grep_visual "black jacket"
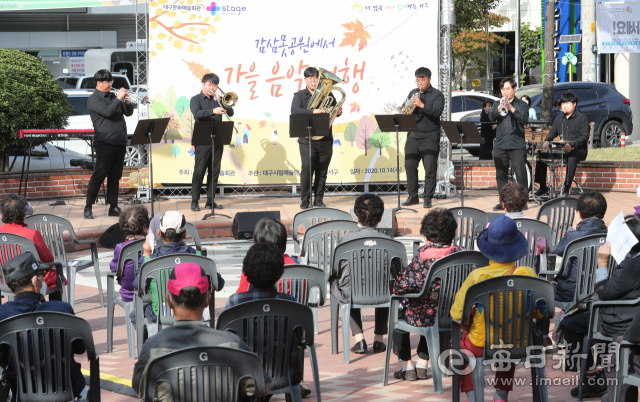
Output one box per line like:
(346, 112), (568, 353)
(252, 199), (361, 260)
(544, 110), (590, 152)
(597, 253), (640, 337)
(290, 88), (337, 143)
(404, 86), (444, 138)
(489, 96), (529, 150)
(87, 89), (134, 145)
(480, 109), (495, 143)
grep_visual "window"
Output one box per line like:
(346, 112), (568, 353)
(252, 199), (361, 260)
(67, 97), (90, 116)
(451, 96), (463, 113)
(466, 96), (487, 111)
(569, 88), (598, 102)
(596, 87), (610, 98)
(65, 78), (78, 88)
(80, 78), (96, 89)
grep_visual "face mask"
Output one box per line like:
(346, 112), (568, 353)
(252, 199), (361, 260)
(38, 276), (47, 298)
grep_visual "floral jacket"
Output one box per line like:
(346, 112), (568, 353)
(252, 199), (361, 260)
(393, 243), (461, 327)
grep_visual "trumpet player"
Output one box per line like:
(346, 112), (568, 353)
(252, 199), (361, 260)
(189, 73), (233, 212)
(489, 77), (529, 211)
(402, 67), (444, 209)
(84, 69), (133, 219)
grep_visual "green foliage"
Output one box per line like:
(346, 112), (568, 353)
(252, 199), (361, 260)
(369, 128), (391, 155)
(0, 49), (71, 170)
(343, 122), (357, 146)
(151, 102), (167, 119)
(171, 144), (181, 158)
(174, 96), (190, 118)
(519, 23), (543, 82)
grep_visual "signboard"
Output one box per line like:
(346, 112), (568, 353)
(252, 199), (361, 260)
(148, 0), (439, 186)
(559, 34), (582, 43)
(61, 49), (86, 74)
(0, 0), (143, 11)
(597, 2), (640, 53)
(543, 0), (581, 82)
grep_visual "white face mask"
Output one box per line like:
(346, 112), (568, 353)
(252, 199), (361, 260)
(37, 275), (47, 298)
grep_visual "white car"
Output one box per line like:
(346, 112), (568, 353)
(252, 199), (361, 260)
(55, 90), (144, 166)
(451, 90), (500, 121)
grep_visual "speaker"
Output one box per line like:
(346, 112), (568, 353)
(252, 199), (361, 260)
(99, 223), (126, 249)
(232, 211), (281, 240)
(350, 209), (398, 236)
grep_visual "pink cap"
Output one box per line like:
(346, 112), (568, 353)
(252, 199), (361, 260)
(167, 262), (209, 296)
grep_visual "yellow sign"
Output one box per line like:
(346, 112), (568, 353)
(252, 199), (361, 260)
(472, 79), (481, 87)
(591, 22), (595, 33)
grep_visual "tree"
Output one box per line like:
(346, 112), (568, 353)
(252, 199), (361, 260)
(171, 145), (181, 159)
(343, 122), (357, 146)
(356, 116), (374, 156)
(0, 49), (71, 171)
(541, 0), (555, 121)
(174, 96), (190, 118)
(369, 128), (391, 155)
(519, 23), (543, 83)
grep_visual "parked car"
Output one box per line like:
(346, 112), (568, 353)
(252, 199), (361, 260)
(9, 144), (93, 173)
(446, 91), (499, 156)
(515, 82), (633, 147)
(55, 74), (132, 91)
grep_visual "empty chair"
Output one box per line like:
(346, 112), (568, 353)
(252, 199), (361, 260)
(448, 207), (488, 250)
(512, 218), (552, 273)
(25, 213), (104, 308)
(536, 197), (578, 270)
(185, 221), (208, 256)
(614, 341), (640, 402)
(299, 219), (359, 275)
(292, 207), (353, 255)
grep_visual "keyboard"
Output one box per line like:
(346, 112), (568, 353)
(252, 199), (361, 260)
(18, 129), (95, 141)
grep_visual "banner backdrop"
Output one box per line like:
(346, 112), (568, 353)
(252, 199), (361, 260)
(0, 0), (142, 11)
(148, 0), (439, 186)
(597, 2), (640, 53)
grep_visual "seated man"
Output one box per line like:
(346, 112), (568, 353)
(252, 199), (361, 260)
(0, 254), (87, 400)
(534, 92), (590, 197)
(499, 182), (529, 219)
(0, 194), (63, 300)
(553, 191), (607, 310)
(133, 262), (267, 402)
(329, 194), (399, 355)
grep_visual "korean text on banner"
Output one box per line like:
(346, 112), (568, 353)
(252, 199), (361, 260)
(596, 2), (640, 53)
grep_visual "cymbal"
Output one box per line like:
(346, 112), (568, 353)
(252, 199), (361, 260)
(550, 140), (576, 144)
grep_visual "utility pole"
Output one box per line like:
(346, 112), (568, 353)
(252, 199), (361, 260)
(581, 0), (597, 81)
(541, 0), (555, 121)
(515, 0), (521, 86)
(486, 18), (492, 94)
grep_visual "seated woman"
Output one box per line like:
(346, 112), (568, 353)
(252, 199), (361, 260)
(392, 208), (461, 381)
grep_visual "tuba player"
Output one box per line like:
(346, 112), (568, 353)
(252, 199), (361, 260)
(291, 67), (342, 209)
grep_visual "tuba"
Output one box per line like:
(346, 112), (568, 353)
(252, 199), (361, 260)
(306, 67), (346, 140)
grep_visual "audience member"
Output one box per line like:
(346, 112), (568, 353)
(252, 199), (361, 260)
(0, 254), (87, 400)
(521, 95), (537, 120)
(109, 205), (149, 303)
(392, 208), (461, 381)
(479, 100), (496, 160)
(133, 262), (267, 402)
(236, 217), (299, 293)
(553, 191), (607, 310)
(450, 215), (546, 402)
(499, 182), (529, 218)
(0, 194), (63, 301)
(329, 194), (400, 355)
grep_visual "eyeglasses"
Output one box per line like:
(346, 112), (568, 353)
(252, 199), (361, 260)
(416, 79), (429, 83)
(108, 80), (114, 86)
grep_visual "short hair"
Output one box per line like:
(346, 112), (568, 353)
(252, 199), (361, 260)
(161, 229), (186, 243)
(577, 191), (607, 220)
(500, 182), (528, 213)
(94, 69), (113, 82)
(0, 194), (26, 224)
(242, 243), (284, 289)
(169, 286), (209, 310)
(415, 67), (432, 78)
(354, 194), (385, 227)
(7, 274), (35, 294)
(625, 215), (640, 254)
(555, 98), (563, 108)
(483, 100), (493, 108)
(420, 208), (457, 245)
(560, 92), (579, 105)
(521, 95), (532, 107)
(119, 205), (150, 237)
(253, 217), (287, 254)
(499, 77), (517, 90)
(304, 67), (319, 78)
(202, 73), (219, 85)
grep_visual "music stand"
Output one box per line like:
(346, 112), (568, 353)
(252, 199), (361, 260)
(192, 120), (233, 220)
(130, 118), (170, 217)
(289, 114), (330, 209)
(441, 121), (483, 207)
(374, 114), (419, 214)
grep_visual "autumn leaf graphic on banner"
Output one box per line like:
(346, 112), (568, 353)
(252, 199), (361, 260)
(183, 60), (212, 81)
(349, 102), (361, 113)
(259, 121), (267, 129)
(339, 19), (372, 51)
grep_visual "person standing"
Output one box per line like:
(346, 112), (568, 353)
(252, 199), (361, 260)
(479, 100), (496, 160)
(401, 67), (444, 209)
(291, 67), (342, 209)
(489, 77), (529, 211)
(190, 73), (234, 212)
(84, 69), (133, 219)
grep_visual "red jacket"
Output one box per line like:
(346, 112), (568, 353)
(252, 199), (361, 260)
(236, 254), (299, 293)
(0, 222), (59, 288)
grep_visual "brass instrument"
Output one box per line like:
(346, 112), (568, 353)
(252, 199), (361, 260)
(499, 97), (509, 117)
(110, 88), (153, 105)
(401, 88), (420, 114)
(306, 67), (346, 140)
(210, 87), (239, 134)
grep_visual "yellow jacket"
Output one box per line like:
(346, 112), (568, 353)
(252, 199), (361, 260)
(450, 260), (540, 348)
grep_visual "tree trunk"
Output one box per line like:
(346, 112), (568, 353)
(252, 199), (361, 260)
(541, 0), (555, 122)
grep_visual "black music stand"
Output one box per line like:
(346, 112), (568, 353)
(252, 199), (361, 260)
(289, 114), (330, 209)
(374, 114), (419, 214)
(441, 121), (483, 207)
(192, 120), (233, 220)
(130, 118), (170, 217)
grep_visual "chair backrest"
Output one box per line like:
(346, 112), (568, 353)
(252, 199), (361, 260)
(462, 276), (555, 360)
(292, 208), (353, 254)
(560, 233), (607, 304)
(144, 346), (266, 402)
(332, 237), (407, 306)
(0, 233), (45, 294)
(137, 254), (218, 327)
(116, 238), (145, 277)
(25, 214), (78, 264)
(185, 222), (206, 255)
(512, 218), (552, 272)
(300, 220), (360, 276)
(0, 312), (100, 402)
(535, 197), (578, 248)
(216, 299), (314, 393)
(279, 264), (327, 306)
(423, 251), (490, 331)
(448, 207), (488, 250)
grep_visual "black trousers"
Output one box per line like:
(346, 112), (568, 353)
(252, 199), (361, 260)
(404, 133), (439, 199)
(85, 142), (126, 208)
(560, 311), (594, 372)
(393, 330), (429, 361)
(534, 148), (587, 188)
(493, 147), (528, 194)
(192, 145), (223, 202)
(350, 307), (389, 336)
(299, 139), (333, 203)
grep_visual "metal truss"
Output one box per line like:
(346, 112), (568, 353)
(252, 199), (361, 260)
(135, 0), (150, 202)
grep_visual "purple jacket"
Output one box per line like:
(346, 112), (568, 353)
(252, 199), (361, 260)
(110, 236), (145, 303)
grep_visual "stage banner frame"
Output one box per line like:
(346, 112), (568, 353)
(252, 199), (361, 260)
(0, 0), (145, 11)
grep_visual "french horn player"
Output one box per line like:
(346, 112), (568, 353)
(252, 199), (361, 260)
(291, 67), (344, 209)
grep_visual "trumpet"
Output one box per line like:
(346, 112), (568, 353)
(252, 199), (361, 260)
(110, 88), (153, 105)
(499, 98), (509, 117)
(210, 87), (239, 134)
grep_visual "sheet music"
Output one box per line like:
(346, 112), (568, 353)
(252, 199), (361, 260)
(606, 210), (639, 265)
